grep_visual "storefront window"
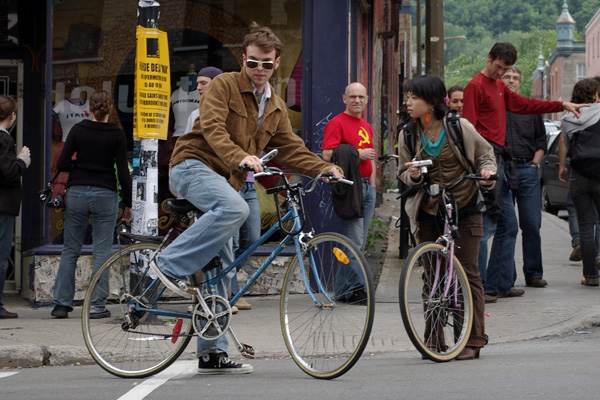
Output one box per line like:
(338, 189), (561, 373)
(50, 0), (303, 243)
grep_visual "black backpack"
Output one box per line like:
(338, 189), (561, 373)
(567, 118), (600, 180)
(403, 110), (475, 172)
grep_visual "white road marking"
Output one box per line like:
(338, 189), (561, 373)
(0, 371), (19, 379)
(117, 360), (196, 400)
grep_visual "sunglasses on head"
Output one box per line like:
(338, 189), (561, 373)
(246, 59), (275, 70)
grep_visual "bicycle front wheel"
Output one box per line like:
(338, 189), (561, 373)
(280, 232), (375, 379)
(82, 243), (196, 378)
(399, 242), (473, 362)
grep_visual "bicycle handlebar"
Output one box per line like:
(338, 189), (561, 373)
(398, 173), (498, 200)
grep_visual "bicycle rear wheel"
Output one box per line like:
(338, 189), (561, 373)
(82, 243), (196, 378)
(280, 232), (375, 379)
(399, 242), (473, 362)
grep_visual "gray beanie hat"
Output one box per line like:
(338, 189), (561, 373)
(197, 66), (223, 79)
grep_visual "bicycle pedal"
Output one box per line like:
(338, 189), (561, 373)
(241, 344), (255, 359)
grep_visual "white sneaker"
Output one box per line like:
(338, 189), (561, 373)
(197, 353), (253, 374)
(149, 260), (191, 298)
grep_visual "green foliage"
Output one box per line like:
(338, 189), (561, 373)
(364, 218), (389, 257)
(441, 0), (600, 41)
(417, 0), (590, 94)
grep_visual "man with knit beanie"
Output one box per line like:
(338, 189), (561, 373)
(184, 66), (224, 134)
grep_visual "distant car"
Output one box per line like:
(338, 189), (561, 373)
(539, 131), (568, 214)
(544, 120), (561, 151)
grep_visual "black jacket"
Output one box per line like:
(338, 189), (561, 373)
(0, 130), (27, 216)
(331, 144), (363, 220)
(58, 119), (132, 207)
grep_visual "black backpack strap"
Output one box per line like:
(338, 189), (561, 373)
(445, 110), (476, 173)
(403, 119), (417, 158)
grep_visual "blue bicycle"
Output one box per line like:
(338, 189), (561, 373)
(82, 155), (375, 380)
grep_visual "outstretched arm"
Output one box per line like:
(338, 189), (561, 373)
(562, 102), (590, 118)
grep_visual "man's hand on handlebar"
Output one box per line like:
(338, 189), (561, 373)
(239, 155), (265, 173)
(321, 166), (344, 183)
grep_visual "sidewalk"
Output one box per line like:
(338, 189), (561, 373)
(2, 193), (599, 368)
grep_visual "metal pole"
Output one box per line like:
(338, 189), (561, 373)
(425, 0), (444, 78)
(416, 0), (422, 76)
(134, 1), (160, 236)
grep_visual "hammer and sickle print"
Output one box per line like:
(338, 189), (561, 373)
(358, 127), (371, 147)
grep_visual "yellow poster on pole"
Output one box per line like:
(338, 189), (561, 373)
(134, 26), (170, 139)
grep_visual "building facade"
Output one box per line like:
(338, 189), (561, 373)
(532, 1), (586, 121)
(1, 0), (405, 301)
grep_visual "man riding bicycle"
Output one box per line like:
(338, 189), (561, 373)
(155, 22), (343, 374)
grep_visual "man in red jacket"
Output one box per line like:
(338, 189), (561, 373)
(462, 42), (587, 301)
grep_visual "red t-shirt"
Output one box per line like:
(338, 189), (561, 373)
(463, 72), (563, 146)
(322, 112), (374, 178)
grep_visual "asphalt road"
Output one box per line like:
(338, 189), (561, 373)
(2, 327), (599, 400)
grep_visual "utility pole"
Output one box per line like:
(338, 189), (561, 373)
(425, 0), (444, 78)
(416, 0), (422, 76)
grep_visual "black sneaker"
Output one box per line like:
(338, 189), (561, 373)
(89, 309), (112, 319)
(51, 305), (72, 319)
(197, 353), (253, 375)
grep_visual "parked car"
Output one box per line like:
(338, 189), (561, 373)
(544, 119), (561, 151)
(539, 131), (568, 214)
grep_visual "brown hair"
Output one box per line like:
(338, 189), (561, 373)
(570, 78), (600, 104)
(489, 42), (517, 65)
(447, 85), (464, 97)
(0, 95), (17, 122)
(242, 22), (282, 58)
(89, 90), (112, 121)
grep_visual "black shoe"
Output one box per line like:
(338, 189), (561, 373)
(495, 288), (525, 298)
(89, 309), (112, 319)
(51, 305), (72, 319)
(526, 278), (548, 288)
(0, 310), (18, 319)
(197, 353), (253, 375)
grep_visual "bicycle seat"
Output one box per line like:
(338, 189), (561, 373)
(165, 199), (197, 213)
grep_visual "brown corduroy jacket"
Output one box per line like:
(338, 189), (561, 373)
(170, 69), (340, 191)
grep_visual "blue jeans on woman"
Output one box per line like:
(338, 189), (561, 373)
(158, 159), (249, 356)
(568, 169), (600, 280)
(53, 186), (118, 311)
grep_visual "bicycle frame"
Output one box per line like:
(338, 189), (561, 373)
(128, 181), (331, 323)
(429, 191), (461, 309)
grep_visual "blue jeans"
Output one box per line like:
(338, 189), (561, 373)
(513, 164), (544, 282)
(566, 192), (600, 251)
(336, 179), (376, 297)
(231, 182), (261, 295)
(477, 213), (496, 286)
(484, 170), (518, 294)
(53, 186), (118, 310)
(569, 169), (600, 279)
(158, 159), (249, 356)
(0, 212), (15, 314)
(340, 179), (376, 252)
